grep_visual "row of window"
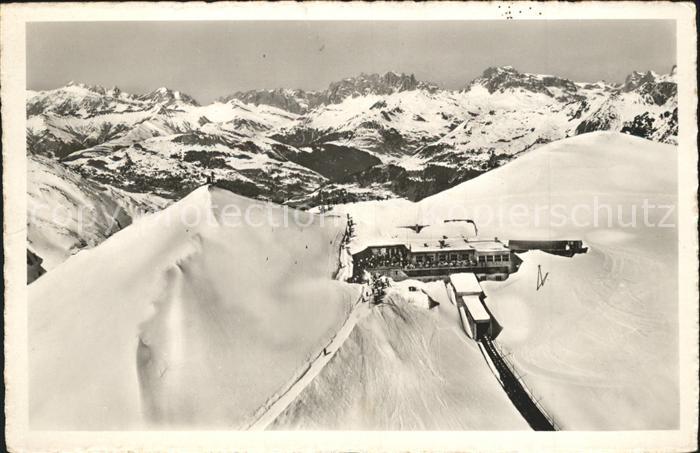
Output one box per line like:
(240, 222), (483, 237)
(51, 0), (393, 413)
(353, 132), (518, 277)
(370, 247), (406, 256)
(479, 254), (510, 263)
(413, 253), (510, 263)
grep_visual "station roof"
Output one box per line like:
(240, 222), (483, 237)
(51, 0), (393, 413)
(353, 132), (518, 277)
(357, 238), (508, 254)
(461, 295), (491, 322)
(449, 273), (483, 295)
(349, 219), (508, 256)
(409, 239), (473, 253)
(469, 240), (509, 252)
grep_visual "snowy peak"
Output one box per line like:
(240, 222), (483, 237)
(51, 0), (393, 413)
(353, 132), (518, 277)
(26, 82), (146, 117)
(468, 66), (578, 97)
(465, 64), (676, 106)
(621, 67), (676, 105)
(29, 83), (200, 112)
(138, 86), (199, 107)
(64, 80), (108, 95)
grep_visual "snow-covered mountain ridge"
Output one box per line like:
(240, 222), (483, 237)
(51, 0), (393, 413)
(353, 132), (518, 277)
(27, 66), (677, 209)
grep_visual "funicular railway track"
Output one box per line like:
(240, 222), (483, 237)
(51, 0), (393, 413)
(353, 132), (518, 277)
(479, 336), (557, 431)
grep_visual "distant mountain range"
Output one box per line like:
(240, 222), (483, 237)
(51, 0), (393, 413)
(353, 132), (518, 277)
(27, 65), (677, 206)
(219, 72), (438, 114)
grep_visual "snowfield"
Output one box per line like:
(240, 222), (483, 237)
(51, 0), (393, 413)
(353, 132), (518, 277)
(29, 187), (361, 429)
(331, 131), (678, 429)
(483, 244), (678, 430)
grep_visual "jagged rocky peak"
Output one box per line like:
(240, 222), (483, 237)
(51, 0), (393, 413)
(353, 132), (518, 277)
(469, 66), (578, 96)
(107, 86), (122, 97)
(621, 67), (677, 105)
(622, 70), (660, 91)
(481, 65), (518, 78)
(380, 71), (420, 91)
(219, 71), (436, 113)
(325, 71), (436, 103)
(139, 86), (199, 106)
(220, 88), (319, 114)
(622, 66), (676, 91)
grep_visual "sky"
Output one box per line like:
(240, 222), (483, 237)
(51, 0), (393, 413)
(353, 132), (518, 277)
(27, 20), (676, 104)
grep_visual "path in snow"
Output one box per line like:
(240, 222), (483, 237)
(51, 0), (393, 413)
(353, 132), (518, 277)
(247, 290), (371, 430)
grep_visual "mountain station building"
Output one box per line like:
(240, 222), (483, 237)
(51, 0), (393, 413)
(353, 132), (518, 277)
(351, 234), (522, 282)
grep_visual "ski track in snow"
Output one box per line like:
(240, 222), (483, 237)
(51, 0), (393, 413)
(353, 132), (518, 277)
(246, 293), (371, 430)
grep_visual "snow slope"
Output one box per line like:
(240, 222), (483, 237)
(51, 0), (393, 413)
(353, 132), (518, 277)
(249, 299), (371, 430)
(331, 132), (678, 429)
(29, 186), (361, 429)
(27, 154), (168, 272)
(271, 289), (529, 430)
(483, 245), (678, 430)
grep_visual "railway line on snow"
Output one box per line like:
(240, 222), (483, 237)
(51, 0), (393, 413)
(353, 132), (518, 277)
(446, 272), (558, 431)
(478, 336), (557, 431)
